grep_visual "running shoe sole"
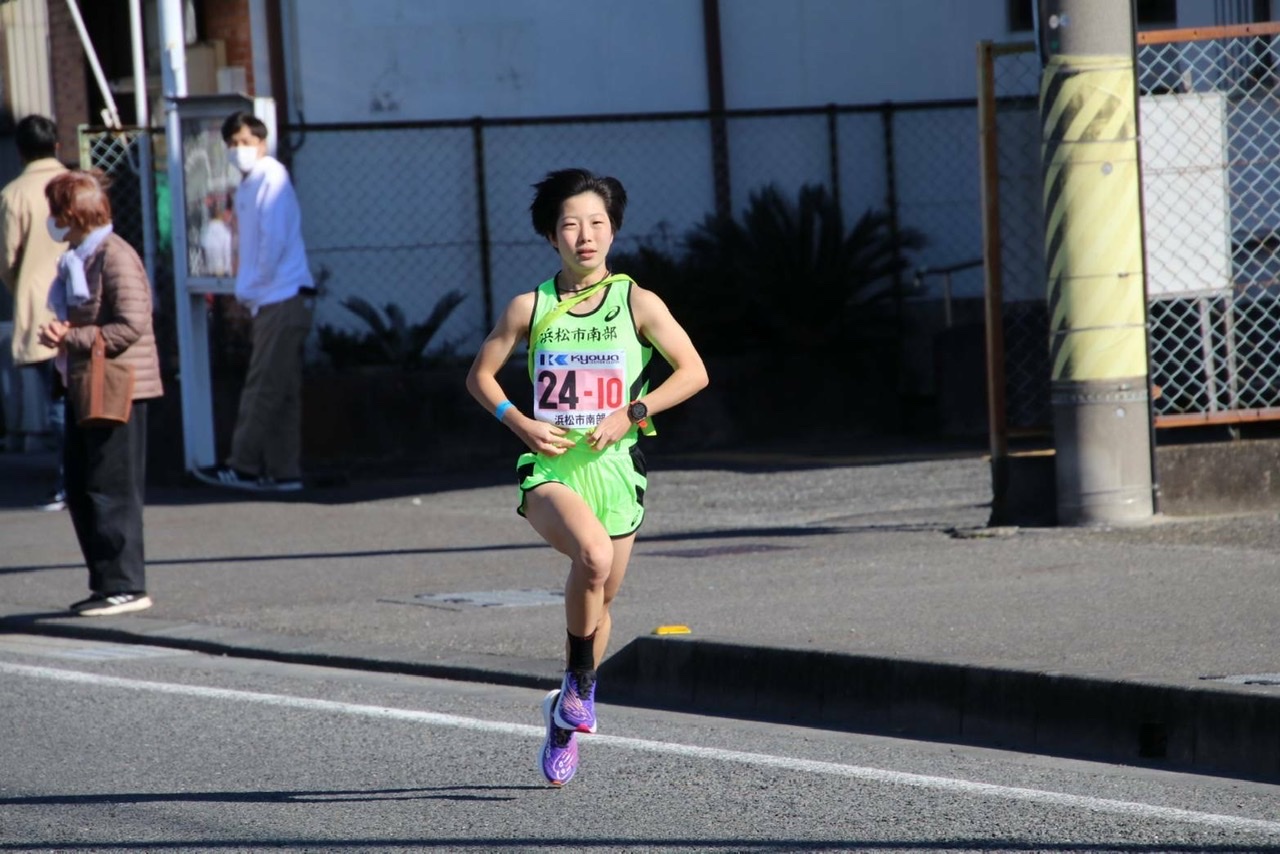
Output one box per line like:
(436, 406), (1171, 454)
(538, 689), (578, 786)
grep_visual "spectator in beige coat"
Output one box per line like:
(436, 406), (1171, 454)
(38, 171), (162, 617)
(0, 115), (68, 508)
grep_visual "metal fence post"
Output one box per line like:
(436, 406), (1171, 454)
(826, 103), (842, 219)
(978, 41), (1013, 519)
(471, 117), (494, 331)
(881, 102), (906, 411)
(702, 0), (732, 219)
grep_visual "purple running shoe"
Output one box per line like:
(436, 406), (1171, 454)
(553, 669), (597, 733)
(539, 689), (578, 786)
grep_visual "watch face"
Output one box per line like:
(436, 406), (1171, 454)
(628, 401), (648, 422)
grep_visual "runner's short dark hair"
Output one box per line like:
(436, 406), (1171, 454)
(530, 168), (627, 239)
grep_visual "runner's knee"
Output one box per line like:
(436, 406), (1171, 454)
(575, 539), (614, 588)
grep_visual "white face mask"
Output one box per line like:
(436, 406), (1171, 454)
(46, 216), (70, 243)
(229, 145), (260, 173)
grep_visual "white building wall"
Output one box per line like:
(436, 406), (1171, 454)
(288, 0), (708, 122)
(292, 0), (1220, 121)
(718, 0), (1015, 108)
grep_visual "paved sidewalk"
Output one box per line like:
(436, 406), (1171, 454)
(1, 445), (1278, 781)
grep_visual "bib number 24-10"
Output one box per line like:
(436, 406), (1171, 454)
(533, 350), (626, 428)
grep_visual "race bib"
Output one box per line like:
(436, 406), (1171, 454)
(532, 349), (627, 429)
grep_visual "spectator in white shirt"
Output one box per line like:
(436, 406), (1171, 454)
(194, 112), (314, 493)
(198, 194), (234, 277)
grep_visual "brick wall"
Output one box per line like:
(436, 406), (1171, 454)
(201, 0), (257, 95)
(46, 0), (88, 157)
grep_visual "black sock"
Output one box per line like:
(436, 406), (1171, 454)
(567, 629), (596, 674)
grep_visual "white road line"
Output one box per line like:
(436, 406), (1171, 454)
(3, 660), (1278, 835)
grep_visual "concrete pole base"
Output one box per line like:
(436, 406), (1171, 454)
(1052, 378), (1154, 526)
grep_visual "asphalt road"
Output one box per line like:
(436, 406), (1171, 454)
(1, 634), (1278, 853)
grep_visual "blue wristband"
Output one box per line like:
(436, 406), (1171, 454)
(494, 400), (514, 422)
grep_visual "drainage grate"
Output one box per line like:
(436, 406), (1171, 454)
(1200, 673), (1280, 686)
(643, 544), (794, 559)
(380, 589), (565, 611)
(56, 644), (190, 661)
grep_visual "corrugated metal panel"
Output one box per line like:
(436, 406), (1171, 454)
(2, 0), (53, 120)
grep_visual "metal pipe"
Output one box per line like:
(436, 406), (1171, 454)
(64, 0), (121, 128)
(128, 0), (157, 292)
(160, 0), (216, 469)
(266, 0), (292, 162)
(913, 258), (982, 329)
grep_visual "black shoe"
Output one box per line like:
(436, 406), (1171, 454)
(71, 592), (153, 617)
(69, 592), (108, 612)
(192, 466), (268, 492)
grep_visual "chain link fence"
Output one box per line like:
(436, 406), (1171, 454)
(1141, 26), (1280, 426)
(78, 128), (159, 273)
(289, 102), (985, 387)
(983, 24), (1280, 451)
(83, 101), (991, 433)
(78, 127), (175, 363)
(983, 23), (1280, 458)
(76, 29), (1280, 466)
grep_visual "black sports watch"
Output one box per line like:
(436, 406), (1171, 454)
(626, 400), (649, 428)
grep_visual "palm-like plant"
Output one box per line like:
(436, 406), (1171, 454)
(681, 183), (925, 352)
(317, 290), (467, 369)
(612, 184), (928, 434)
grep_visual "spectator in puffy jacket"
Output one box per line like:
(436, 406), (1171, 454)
(38, 170), (163, 616)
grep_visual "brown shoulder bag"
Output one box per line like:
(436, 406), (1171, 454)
(69, 328), (135, 427)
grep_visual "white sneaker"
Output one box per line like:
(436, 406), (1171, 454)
(38, 490), (67, 511)
(71, 593), (153, 617)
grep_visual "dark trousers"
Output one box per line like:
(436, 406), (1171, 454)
(64, 400), (149, 594)
(227, 293), (313, 480)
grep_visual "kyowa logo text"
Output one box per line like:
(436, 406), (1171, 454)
(538, 352), (623, 367)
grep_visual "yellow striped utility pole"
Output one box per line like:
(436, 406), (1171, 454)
(1037, 0), (1154, 524)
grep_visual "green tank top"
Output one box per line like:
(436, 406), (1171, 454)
(527, 274), (655, 437)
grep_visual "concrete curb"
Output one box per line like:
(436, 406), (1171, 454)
(0, 611), (564, 692)
(6, 610), (1278, 783)
(599, 636), (1280, 783)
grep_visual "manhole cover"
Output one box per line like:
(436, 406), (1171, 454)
(1200, 673), (1280, 686)
(381, 589), (564, 610)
